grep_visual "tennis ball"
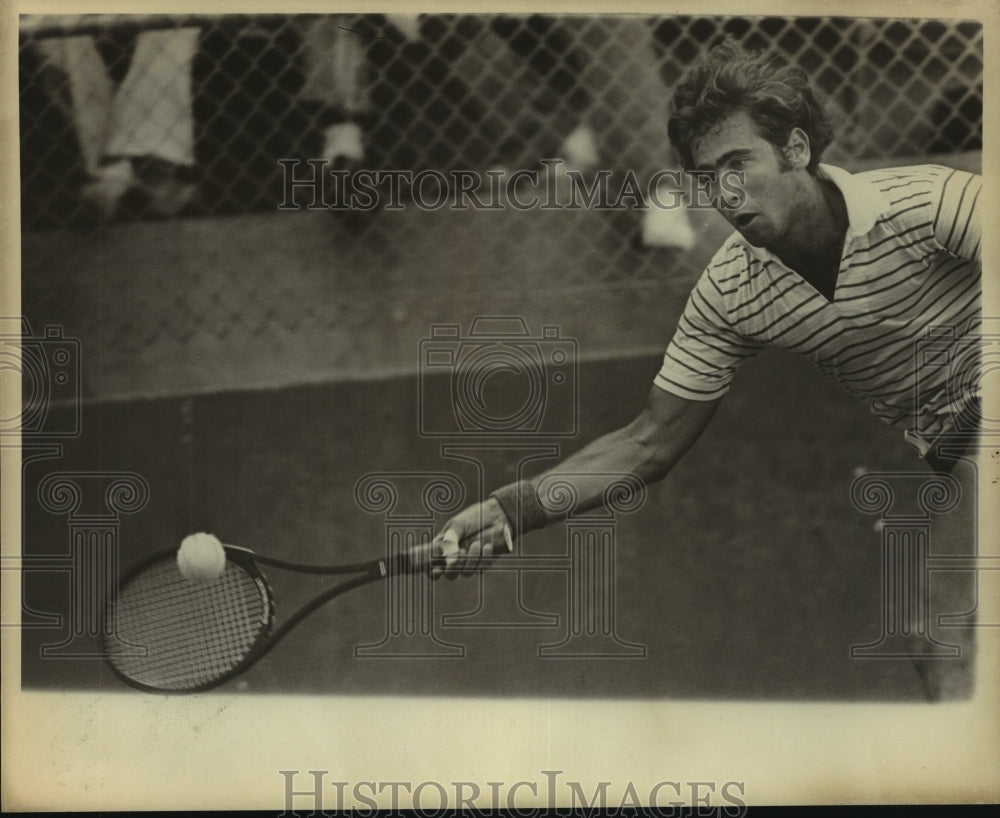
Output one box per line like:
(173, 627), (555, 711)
(177, 532), (226, 583)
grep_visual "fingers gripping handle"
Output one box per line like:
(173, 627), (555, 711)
(423, 524), (514, 574)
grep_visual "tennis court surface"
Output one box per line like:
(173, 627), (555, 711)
(21, 339), (947, 700)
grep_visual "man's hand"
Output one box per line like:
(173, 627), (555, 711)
(410, 498), (513, 579)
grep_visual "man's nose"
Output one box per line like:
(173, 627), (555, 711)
(719, 184), (743, 211)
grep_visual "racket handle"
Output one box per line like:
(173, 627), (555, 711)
(384, 551), (415, 577)
(403, 525), (515, 575)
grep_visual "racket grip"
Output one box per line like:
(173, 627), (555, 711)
(386, 550), (417, 576)
(407, 525), (515, 574)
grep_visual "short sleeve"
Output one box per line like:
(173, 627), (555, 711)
(932, 168), (981, 262)
(654, 268), (765, 401)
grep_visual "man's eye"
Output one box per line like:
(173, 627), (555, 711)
(730, 158), (748, 171)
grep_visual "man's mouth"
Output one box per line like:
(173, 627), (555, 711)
(733, 212), (757, 229)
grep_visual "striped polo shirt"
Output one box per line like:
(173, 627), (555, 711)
(654, 164), (982, 457)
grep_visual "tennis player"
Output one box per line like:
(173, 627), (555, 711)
(421, 38), (983, 699)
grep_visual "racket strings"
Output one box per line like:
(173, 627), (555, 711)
(106, 559), (272, 691)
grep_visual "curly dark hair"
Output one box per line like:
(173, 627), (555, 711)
(668, 37), (835, 172)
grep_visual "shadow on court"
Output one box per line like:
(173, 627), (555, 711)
(21, 348), (950, 701)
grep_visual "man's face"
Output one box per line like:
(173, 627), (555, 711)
(691, 109), (802, 248)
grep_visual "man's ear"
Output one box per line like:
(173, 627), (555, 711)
(782, 127), (812, 170)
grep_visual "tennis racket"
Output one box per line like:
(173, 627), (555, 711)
(103, 543), (416, 693)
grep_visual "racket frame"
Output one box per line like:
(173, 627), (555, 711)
(103, 545), (402, 694)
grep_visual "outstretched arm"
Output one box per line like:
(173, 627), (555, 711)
(415, 385), (721, 577)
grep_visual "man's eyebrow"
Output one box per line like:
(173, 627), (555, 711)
(693, 149), (751, 173)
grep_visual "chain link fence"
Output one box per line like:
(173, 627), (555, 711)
(19, 13), (984, 225)
(18, 13), (984, 396)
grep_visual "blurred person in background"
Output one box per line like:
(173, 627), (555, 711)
(297, 14), (422, 171)
(461, 15), (696, 249)
(31, 22), (199, 219)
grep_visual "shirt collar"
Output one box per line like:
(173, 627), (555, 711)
(817, 163), (888, 238)
(738, 164), (890, 263)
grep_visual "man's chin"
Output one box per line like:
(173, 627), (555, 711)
(730, 214), (767, 245)
(735, 225), (767, 247)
